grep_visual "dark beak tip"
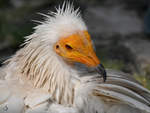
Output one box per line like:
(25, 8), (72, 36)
(96, 64), (107, 82)
(103, 70), (107, 82)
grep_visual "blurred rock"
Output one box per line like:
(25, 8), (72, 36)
(123, 36), (150, 75)
(84, 6), (143, 37)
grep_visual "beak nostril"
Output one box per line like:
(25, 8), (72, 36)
(88, 56), (92, 59)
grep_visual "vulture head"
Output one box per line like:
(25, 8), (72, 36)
(5, 3), (106, 105)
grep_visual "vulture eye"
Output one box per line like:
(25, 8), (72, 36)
(65, 44), (73, 50)
(56, 45), (59, 49)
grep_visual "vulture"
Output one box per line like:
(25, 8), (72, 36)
(0, 2), (150, 113)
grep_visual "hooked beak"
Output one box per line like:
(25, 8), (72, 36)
(70, 52), (107, 82)
(95, 64), (107, 82)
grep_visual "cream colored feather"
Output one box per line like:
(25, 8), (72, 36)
(0, 2), (150, 113)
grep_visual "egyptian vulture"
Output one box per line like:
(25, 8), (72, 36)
(0, 3), (150, 113)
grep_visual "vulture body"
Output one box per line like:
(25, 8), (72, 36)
(0, 3), (150, 113)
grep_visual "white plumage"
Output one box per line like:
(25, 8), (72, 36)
(0, 2), (150, 113)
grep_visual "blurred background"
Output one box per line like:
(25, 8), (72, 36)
(0, 0), (150, 88)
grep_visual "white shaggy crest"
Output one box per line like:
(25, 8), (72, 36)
(26, 2), (87, 46)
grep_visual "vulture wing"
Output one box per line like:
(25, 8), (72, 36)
(90, 69), (150, 113)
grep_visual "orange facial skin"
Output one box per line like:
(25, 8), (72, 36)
(54, 31), (100, 67)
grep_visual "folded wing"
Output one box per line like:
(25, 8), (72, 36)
(90, 69), (150, 113)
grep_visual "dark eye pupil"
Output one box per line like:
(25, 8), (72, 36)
(65, 44), (73, 50)
(56, 45), (59, 49)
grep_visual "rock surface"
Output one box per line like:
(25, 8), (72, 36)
(84, 6), (143, 37)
